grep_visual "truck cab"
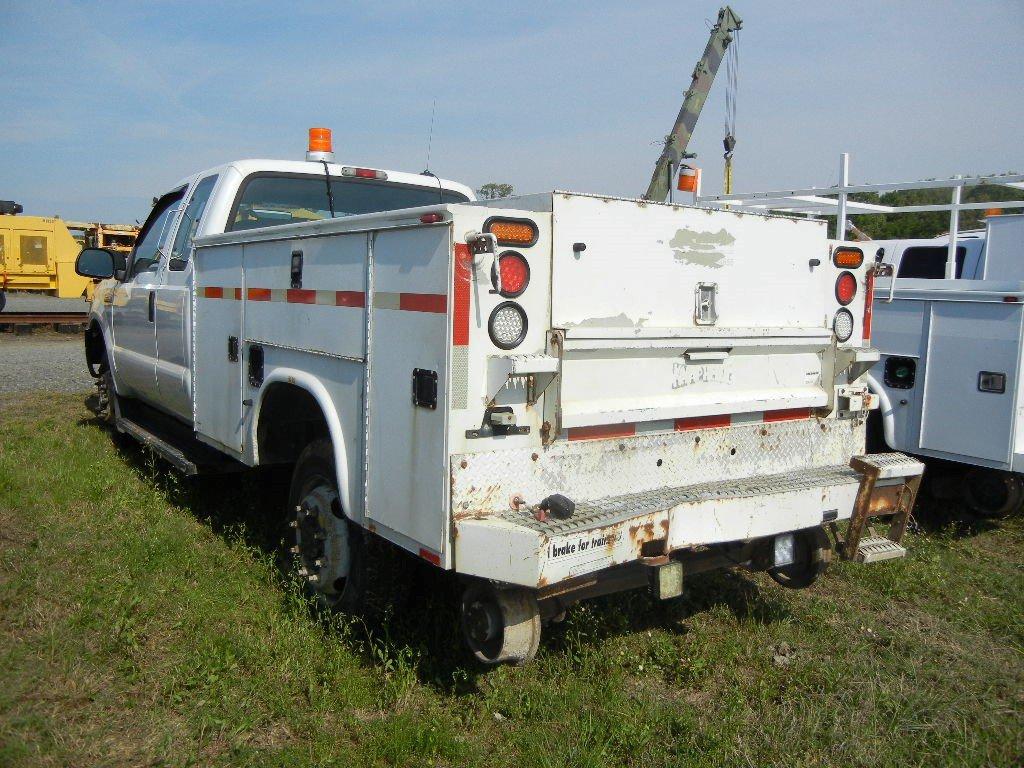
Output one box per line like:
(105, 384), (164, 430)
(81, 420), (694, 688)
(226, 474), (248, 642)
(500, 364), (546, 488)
(83, 154), (473, 424)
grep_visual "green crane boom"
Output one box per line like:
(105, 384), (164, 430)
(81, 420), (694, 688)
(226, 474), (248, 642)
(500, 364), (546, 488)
(643, 6), (742, 201)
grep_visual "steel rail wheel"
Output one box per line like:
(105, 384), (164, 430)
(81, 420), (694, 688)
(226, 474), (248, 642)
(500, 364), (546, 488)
(963, 469), (1024, 518)
(460, 582), (541, 666)
(768, 526), (832, 589)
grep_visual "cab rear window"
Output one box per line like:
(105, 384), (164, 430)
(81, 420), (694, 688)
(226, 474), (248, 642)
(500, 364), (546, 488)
(896, 246), (966, 279)
(230, 173), (469, 231)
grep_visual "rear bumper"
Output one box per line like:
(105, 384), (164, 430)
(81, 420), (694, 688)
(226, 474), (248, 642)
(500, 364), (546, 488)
(453, 453), (923, 588)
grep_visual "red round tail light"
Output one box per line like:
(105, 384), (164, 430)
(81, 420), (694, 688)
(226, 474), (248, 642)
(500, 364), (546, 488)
(492, 251), (530, 298)
(835, 271), (857, 305)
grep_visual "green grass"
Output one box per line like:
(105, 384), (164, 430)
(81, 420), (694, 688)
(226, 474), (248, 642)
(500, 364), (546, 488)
(1, 393), (1022, 767)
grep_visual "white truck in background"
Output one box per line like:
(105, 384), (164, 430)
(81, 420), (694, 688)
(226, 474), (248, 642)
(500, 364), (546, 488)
(868, 213), (1024, 517)
(75, 130), (923, 664)
(695, 160), (1024, 521)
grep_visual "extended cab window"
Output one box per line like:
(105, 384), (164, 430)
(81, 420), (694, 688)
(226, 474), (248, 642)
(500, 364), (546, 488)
(897, 246), (966, 279)
(130, 189), (185, 277)
(229, 174), (469, 231)
(170, 175), (218, 262)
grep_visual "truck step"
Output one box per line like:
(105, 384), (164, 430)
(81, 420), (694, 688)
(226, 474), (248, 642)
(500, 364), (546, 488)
(856, 536), (907, 563)
(113, 399), (245, 476)
(116, 416), (198, 475)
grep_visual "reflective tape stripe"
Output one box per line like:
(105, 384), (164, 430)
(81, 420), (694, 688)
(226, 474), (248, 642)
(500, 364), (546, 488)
(334, 290), (364, 307)
(399, 292), (446, 313)
(764, 408), (812, 422)
(568, 423), (637, 441)
(675, 414), (731, 431)
(418, 547), (441, 565)
(569, 410), (815, 441)
(199, 287), (440, 315)
(452, 243), (471, 346)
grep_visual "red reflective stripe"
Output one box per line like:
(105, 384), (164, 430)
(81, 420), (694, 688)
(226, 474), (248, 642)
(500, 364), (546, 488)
(247, 288), (272, 302)
(764, 408), (811, 422)
(675, 414), (731, 431)
(335, 290), (365, 307)
(286, 288), (316, 304)
(418, 547), (441, 566)
(203, 286), (223, 299)
(400, 293), (447, 314)
(567, 423), (636, 441)
(233, 287), (242, 300)
(863, 270), (874, 341)
(453, 243), (471, 346)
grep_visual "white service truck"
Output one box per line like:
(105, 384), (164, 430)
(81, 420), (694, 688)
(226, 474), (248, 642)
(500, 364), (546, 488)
(868, 213), (1024, 517)
(75, 131), (923, 664)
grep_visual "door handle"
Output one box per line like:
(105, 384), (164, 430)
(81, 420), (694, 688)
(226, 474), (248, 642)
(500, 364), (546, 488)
(148, 291), (155, 322)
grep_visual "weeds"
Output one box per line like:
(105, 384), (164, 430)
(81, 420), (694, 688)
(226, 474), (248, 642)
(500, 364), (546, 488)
(1, 393), (1022, 767)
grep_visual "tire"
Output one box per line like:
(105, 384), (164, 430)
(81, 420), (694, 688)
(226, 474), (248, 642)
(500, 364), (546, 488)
(95, 362), (119, 426)
(963, 469), (1024, 519)
(0, 291), (6, 313)
(287, 438), (366, 612)
(768, 527), (832, 590)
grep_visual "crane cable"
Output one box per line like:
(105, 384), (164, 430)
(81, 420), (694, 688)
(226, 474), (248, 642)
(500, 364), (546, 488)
(723, 28), (739, 195)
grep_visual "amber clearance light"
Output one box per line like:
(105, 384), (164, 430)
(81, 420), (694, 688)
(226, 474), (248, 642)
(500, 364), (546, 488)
(484, 217), (538, 247)
(833, 246), (864, 269)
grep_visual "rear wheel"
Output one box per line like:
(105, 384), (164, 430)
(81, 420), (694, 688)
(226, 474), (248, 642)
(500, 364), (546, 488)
(768, 527), (832, 589)
(287, 438), (366, 611)
(460, 582), (541, 666)
(0, 291), (6, 312)
(963, 469), (1024, 518)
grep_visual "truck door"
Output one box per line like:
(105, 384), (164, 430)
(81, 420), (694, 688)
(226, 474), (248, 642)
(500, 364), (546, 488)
(155, 175), (218, 421)
(111, 189), (184, 401)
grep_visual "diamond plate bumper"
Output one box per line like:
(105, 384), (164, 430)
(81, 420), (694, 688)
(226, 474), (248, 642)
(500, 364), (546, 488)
(453, 452), (920, 588)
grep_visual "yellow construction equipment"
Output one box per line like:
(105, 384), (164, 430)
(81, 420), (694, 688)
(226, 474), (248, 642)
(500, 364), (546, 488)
(0, 201), (137, 304)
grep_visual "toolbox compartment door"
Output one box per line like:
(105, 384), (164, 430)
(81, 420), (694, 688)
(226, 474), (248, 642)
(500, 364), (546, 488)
(547, 194), (833, 430)
(192, 243), (245, 455)
(549, 194), (829, 332)
(918, 299), (1022, 464)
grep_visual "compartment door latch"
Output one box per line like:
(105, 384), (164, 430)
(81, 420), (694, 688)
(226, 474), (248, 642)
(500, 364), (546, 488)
(695, 282), (718, 326)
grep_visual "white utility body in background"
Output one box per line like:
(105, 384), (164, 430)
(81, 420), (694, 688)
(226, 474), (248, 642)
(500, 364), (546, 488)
(696, 159), (1024, 520)
(868, 214), (1024, 516)
(78, 141), (923, 665)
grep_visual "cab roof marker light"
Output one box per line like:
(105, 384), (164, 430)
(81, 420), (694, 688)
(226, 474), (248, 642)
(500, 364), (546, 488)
(342, 167), (388, 181)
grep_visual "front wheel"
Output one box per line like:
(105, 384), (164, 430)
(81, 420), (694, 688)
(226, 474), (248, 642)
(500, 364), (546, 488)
(95, 363), (119, 426)
(287, 438), (366, 611)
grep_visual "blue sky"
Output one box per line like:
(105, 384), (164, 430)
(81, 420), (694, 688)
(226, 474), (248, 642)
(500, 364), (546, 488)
(2, 1), (1022, 223)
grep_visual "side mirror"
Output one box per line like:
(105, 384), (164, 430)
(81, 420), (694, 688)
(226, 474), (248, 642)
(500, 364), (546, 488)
(168, 257), (188, 272)
(75, 247), (116, 279)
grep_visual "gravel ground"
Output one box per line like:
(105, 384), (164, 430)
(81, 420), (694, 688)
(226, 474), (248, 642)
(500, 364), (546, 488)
(0, 332), (93, 394)
(1, 291), (91, 313)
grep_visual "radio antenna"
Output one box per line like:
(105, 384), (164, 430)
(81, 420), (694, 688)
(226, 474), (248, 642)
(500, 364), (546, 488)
(423, 98), (437, 174)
